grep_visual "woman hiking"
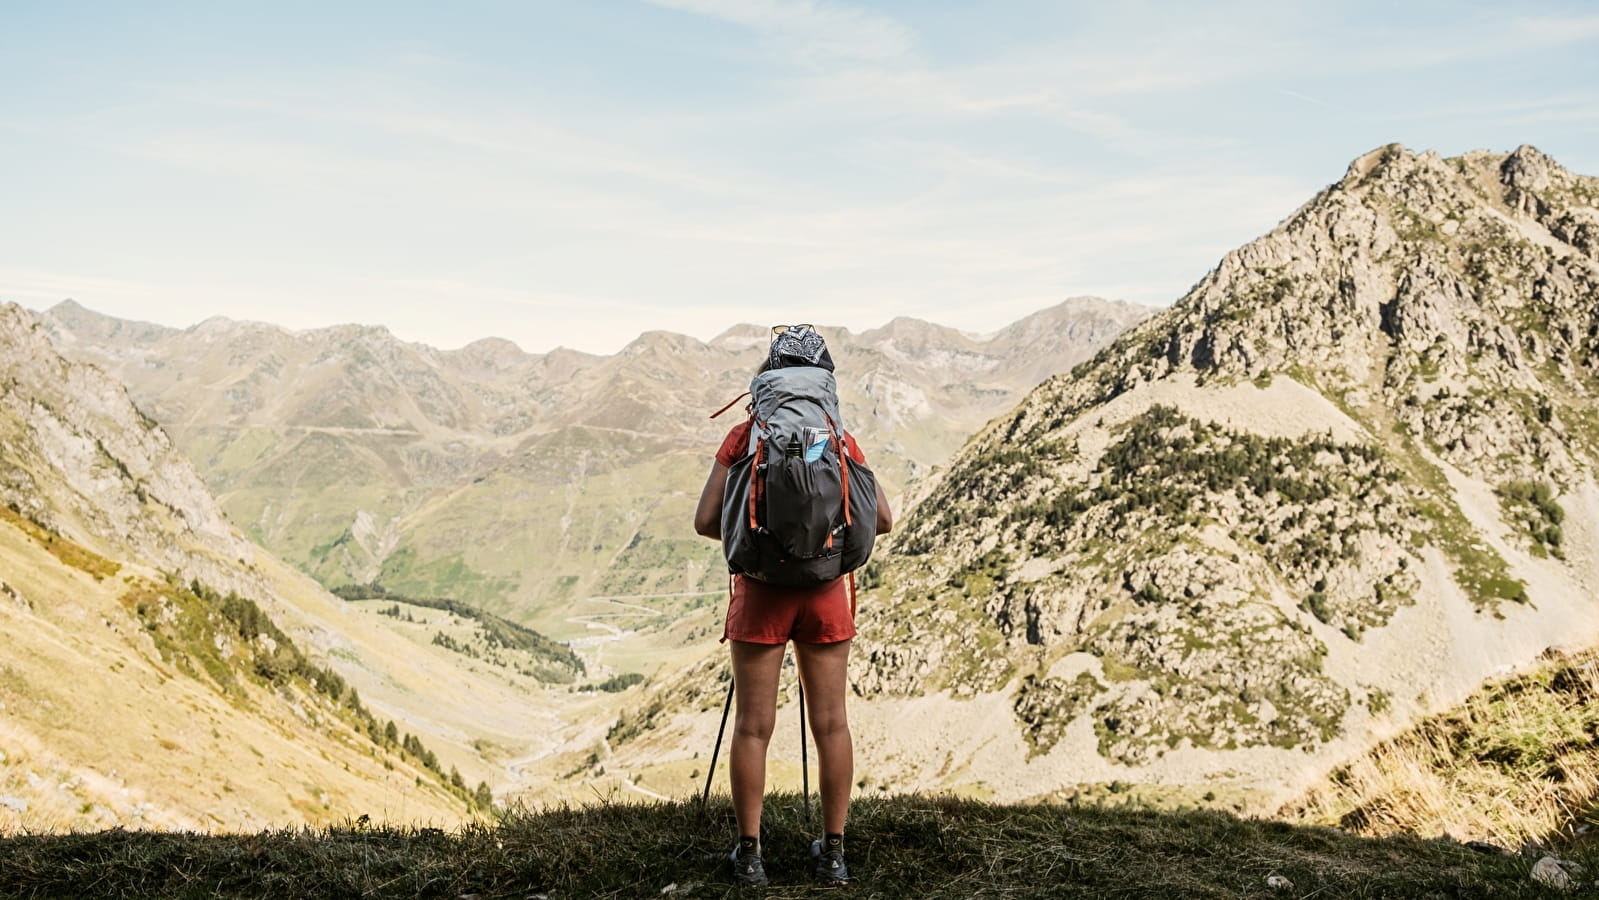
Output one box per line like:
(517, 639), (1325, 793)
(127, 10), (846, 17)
(694, 324), (893, 887)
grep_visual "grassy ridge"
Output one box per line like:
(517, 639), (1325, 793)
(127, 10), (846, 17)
(0, 794), (1582, 898)
(1285, 647), (1599, 849)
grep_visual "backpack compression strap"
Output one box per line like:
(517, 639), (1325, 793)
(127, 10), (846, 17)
(835, 417), (860, 617)
(817, 416), (850, 552)
(830, 416), (852, 527)
(747, 436), (765, 531)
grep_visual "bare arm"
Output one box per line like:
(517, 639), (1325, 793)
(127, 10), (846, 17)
(694, 462), (730, 539)
(874, 480), (893, 534)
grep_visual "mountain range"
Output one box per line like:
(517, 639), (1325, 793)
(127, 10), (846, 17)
(7, 142), (1597, 831)
(39, 297), (1152, 640)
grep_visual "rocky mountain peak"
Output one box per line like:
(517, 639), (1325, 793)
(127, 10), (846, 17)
(708, 323), (772, 354)
(1340, 142), (1453, 189)
(191, 314), (241, 333)
(536, 346), (602, 378)
(444, 336), (531, 376)
(1501, 143), (1562, 194)
(42, 299), (173, 348)
(861, 316), (977, 352)
(457, 335), (526, 356)
(310, 321), (402, 349)
(42, 297), (97, 327)
(620, 330), (708, 357)
(993, 297), (1154, 346)
(1056, 144), (1597, 484)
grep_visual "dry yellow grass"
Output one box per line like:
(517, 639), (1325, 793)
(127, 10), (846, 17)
(1282, 648), (1599, 848)
(0, 516), (469, 832)
(0, 504), (120, 580)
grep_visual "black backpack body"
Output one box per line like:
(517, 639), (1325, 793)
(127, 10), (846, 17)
(721, 366), (878, 587)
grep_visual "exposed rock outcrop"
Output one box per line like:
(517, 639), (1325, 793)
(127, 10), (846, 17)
(0, 304), (252, 592)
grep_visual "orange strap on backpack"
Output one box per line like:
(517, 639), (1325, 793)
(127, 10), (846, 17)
(747, 436), (765, 530)
(828, 416), (852, 527)
(710, 392), (751, 419)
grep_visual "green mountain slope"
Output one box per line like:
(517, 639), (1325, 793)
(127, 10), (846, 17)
(1281, 644), (1599, 850)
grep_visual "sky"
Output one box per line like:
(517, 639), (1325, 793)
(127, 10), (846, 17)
(2, 1), (1596, 355)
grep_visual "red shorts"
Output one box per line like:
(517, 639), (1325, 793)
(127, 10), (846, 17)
(722, 575), (856, 645)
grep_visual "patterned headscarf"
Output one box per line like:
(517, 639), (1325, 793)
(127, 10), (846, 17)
(769, 325), (835, 372)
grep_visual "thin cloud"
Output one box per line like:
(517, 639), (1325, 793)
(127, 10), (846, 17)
(142, 86), (759, 199)
(1337, 12), (1599, 72)
(0, 267), (168, 306)
(1380, 92), (1599, 126)
(0, 266), (318, 330)
(855, 138), (1086, 186)
(645, 0), (916, 65)
(1279, 89), (1331, 107)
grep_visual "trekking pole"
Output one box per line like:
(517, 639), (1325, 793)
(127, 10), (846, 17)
(702, 678), (735, 811)
(798, 680), (811, 823)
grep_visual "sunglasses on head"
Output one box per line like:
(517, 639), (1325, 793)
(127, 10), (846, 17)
(772, 324), (814, 335)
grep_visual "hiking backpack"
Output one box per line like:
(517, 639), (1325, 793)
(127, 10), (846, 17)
(719, 365), (879, 587)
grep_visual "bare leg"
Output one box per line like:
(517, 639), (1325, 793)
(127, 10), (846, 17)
(729, 640), (786, 841)
(794, 638), (853, 836)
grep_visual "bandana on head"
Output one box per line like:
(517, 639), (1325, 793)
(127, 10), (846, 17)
(769, 326), (835, 371)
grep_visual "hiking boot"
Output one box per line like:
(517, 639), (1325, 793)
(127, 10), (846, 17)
(811, 838), (850, 886)
(729, 843), (768, 887)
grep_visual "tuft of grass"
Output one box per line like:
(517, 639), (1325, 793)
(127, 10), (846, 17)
(0, 793), (1584, 898)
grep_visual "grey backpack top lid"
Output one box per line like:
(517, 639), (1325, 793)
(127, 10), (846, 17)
(747, 366), (844, 454)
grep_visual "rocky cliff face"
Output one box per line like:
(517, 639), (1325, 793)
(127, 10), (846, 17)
(0, 304), (250, 590)
(39, 299), (1152, 627)
(840, 145), (1599, 799)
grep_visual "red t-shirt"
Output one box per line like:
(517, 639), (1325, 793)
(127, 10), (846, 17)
(715, 419), (865, 468)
